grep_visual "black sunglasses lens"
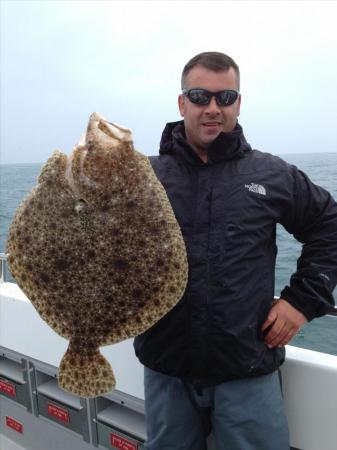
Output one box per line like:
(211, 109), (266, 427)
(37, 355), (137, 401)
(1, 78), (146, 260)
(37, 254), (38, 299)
(188, 89), (211, 105)
(216, 90), (238, 106)
(186, 89), (238, 106)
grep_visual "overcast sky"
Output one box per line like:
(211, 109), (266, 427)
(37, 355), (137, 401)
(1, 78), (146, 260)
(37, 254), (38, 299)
(1, 0), (337, 164)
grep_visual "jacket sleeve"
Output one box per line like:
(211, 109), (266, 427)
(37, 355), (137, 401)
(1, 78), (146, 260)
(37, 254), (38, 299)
(279, 167), (337, 321)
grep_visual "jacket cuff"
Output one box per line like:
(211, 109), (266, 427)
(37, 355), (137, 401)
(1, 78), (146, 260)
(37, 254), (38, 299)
(279, 286), (334, 322)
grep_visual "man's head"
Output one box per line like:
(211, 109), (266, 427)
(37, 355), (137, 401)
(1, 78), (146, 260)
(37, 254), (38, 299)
(178, 52), (241, 158)
(181, 52), (240, 91)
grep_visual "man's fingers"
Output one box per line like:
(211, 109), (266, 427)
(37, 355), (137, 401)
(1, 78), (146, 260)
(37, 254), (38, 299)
(261, 299), (307, 348)
(267, 324), (292, 348)
(278, 328), (297, 347)
(264, 320), (287, 347)
(261, 311), (278, 332)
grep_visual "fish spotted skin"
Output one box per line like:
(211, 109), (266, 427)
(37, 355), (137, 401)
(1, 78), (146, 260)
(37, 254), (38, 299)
(6, 113), (188, 398)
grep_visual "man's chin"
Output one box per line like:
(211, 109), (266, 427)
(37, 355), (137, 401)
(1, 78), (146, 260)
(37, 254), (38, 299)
(201, 133), (221, 147)
(201, 123), (222, 137)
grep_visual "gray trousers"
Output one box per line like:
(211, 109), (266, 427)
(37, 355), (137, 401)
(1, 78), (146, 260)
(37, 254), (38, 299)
(144, 367), (290, 450)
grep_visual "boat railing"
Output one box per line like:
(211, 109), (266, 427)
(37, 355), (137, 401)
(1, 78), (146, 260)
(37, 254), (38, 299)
(0, 252), (8, 283)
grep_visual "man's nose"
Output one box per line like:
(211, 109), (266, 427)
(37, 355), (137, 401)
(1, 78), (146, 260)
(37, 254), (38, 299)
(205, 96), (221, 114)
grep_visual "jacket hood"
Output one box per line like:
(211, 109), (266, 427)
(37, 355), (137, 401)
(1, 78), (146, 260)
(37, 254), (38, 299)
(159, 120), (252, 164)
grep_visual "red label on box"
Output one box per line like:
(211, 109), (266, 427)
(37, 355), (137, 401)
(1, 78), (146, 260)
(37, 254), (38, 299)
(110, 433), (138, 450)
(6, 416), (23, 434)
(0, 379), (16, 397)
(47, 403), (70, 423)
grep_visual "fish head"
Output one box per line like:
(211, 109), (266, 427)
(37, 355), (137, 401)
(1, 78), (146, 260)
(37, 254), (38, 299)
(64, 112), (140, 206)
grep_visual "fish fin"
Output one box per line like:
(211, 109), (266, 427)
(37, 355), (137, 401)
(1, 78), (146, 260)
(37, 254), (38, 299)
(58, 346), (115, 398)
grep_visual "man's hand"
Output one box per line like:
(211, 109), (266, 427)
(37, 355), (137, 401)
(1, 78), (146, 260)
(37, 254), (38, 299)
(261, 299), (307, 348)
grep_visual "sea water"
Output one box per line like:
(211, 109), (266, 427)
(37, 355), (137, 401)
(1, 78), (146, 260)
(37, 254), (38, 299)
(1, 153), (336, 355)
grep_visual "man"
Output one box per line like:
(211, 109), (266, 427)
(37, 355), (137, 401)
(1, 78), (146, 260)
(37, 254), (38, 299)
(134, 52), (337, 450)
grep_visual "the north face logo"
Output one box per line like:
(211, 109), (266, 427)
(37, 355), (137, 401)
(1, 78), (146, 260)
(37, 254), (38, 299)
(244, 183), (266, 195)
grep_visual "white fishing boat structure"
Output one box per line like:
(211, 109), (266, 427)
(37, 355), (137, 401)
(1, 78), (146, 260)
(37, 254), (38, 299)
(0, 253), (336, 450)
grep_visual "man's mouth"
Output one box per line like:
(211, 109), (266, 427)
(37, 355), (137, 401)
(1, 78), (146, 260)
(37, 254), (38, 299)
(202, 122), (222, 126)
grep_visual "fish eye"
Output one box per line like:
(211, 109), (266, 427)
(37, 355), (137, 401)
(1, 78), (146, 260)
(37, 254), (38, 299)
(75, 199), (87, 213)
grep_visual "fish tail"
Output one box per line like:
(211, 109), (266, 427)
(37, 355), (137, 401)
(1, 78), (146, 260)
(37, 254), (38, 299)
(58, 345), (115, 398)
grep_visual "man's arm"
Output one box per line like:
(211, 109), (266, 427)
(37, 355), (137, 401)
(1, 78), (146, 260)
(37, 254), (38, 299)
(262, 167), (337, 347)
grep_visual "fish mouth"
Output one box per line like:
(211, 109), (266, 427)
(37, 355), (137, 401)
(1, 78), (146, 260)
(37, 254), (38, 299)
(88, 112), (133, 145)
(64, 113), (134, 199)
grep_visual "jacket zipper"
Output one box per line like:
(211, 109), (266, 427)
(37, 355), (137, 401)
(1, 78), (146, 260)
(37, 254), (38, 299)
(205, 186), (213, 372)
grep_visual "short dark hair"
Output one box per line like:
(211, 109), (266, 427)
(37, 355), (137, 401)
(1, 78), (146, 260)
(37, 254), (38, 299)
(181, 52), (240, 90)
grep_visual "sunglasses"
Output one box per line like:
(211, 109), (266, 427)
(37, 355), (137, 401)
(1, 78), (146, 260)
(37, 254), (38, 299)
(182, 88), (240, 107)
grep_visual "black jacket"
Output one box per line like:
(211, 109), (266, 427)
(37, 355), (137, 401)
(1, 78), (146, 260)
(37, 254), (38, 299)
(134, 121), (337, 386)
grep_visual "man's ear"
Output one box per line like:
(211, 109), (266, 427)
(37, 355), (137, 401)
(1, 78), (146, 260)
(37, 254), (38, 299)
(178, 94), (185, 117)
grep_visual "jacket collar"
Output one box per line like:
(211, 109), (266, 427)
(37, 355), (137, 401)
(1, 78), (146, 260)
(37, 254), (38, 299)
(159, 120), (251, 165)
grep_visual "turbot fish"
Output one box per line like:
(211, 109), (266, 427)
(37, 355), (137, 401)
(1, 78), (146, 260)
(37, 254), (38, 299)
(6, 113), (188, 398)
